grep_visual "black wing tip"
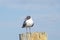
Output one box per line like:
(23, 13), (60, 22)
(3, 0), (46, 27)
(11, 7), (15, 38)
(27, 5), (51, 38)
(22, 26), (25, 28)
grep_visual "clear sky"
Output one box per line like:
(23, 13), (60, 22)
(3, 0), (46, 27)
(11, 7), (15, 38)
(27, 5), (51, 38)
(0, 0), (60, 40)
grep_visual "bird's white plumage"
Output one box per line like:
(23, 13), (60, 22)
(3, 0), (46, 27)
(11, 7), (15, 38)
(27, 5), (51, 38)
(26, 18), (33, 27)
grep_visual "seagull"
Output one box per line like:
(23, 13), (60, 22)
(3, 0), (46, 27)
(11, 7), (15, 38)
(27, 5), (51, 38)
(22, 16), (34, 28)
(22, 16), (34, 37)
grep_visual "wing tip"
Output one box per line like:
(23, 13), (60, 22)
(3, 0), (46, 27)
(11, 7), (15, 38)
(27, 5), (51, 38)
(22, 26), (25, 28)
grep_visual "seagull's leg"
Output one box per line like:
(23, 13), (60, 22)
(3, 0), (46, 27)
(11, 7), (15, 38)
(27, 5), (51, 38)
(26, 27), (28, 40)
(29, 27), (31, 37)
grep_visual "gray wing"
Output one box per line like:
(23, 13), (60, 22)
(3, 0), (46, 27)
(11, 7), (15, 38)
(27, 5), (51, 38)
(22, 20), (26, 28)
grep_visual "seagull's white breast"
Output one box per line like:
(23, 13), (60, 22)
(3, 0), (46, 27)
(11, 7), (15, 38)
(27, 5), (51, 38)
(26, 18), (33, 27)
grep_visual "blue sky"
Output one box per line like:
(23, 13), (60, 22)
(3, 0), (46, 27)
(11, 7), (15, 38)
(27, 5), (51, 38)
(0, 0), (60, 40)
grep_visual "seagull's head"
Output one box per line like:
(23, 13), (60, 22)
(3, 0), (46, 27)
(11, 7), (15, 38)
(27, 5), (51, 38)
(25, 16), (31, 20)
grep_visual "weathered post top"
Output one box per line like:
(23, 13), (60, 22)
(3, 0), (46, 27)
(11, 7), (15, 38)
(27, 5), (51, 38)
(19, 32), (47, 40)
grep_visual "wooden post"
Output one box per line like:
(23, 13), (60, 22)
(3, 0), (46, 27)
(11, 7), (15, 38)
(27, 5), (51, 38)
(19, 32), (47, 40)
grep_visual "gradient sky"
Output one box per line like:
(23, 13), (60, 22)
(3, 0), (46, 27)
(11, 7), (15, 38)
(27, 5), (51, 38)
(0, 0), (60, 40)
